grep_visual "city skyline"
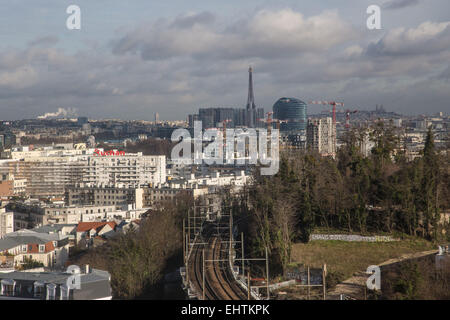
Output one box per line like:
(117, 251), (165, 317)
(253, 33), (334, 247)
(0, 0), (449, 121)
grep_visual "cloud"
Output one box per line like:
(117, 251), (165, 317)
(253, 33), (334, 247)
(0, 10), (449, 120)
(436, 65), (450, 81)
(111, 9), (357, 61)
(382, 0), (420, 10)
(367, 21), (450, 56)
(170, 11), (216, 28)
(28, 35), (59, 47)
(0, 65), (38, 89)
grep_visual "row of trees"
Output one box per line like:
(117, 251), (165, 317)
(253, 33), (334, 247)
(232, 124), (449, 274)
(73, 195), (191, 299)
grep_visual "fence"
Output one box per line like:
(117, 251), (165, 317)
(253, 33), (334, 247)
(310, 234), (395, 242)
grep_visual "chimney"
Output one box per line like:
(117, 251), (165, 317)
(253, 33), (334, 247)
(85, 264), (90, 274)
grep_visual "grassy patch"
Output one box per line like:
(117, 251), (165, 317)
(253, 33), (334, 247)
(291, 238), (435, 280)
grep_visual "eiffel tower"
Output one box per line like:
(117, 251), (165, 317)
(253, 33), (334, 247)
(246, 66), (256, 127)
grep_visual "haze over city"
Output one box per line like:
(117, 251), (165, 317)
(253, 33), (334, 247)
(0, 0), (449, 121)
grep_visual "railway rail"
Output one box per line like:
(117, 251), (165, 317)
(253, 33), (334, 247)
(187, 222), (248, 300)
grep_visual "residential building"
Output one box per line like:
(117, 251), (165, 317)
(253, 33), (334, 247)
(0, 266), (112, 300)
(0, 229), (70, 269)
(0, 208), (14, 239)
(0, 174), (26, 197)
(42, 205), (117, 225)
(142, 185), (208, 209)
(0, 208), (13, 238)
(75, 222), (117, 246)
(65, 184), (144, 209)
(0, 147), (166, 197)
(307, 117), (336, 158)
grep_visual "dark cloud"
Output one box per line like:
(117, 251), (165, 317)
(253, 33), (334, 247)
(382, 0), (420, 10)
(170, 11), (216, 29)
(28, 36), (59, 47)
(436, 65), (450, 81)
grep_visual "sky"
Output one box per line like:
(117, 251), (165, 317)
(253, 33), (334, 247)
(0, 0), (449, 120)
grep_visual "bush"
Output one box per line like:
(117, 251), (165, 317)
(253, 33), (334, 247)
(326, 271), (345, 289)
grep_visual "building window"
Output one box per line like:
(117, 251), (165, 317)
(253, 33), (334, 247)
(22, 245), (27, 252)
(39, 245), (45, 253)
(46, 283), (56, 300)
(34, 282), (44, 298)
(1, 279), (15, 296)
(60, 284), (69, 300)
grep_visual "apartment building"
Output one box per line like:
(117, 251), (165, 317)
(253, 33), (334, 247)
(84, 154), (166, 186)
(142, 186), (208, 209)
(0, 148), (166, 197)
(0, 208), (13, 238)
(42, 205), (116, 225)
(171, 170), (250, 189)
(0, 174), (26, 197)
(307, 117), (336, 158)
(44, 204), (147, 225)
(0, 266), (112, 300)
(65, 184), (144, 209)
(0, 229), (70, 269)
(32, 224), (77, 247)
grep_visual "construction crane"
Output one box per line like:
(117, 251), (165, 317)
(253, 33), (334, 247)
(257, 112), (274, 133)
(220, 119), (232, 132)
(308, 100), (344, 126)
(344, 110), (358, 129)
(220, 119), (232, 147)
(308, 100), (344, 158)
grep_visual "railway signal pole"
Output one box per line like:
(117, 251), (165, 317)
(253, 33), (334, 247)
(248, 271), (251, 300)
(183, 219), (186, 264)
(186, 234), (189, 284)
(241, 232), (245, 276)
(202, 248), (206, 300)
(229, 210), (233, 266)
(266, 247), (270, 300)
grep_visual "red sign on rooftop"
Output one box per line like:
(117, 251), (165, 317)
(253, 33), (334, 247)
(94, 148), (126, 156)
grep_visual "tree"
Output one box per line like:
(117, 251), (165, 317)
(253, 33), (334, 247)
(420, 127), (440, 239)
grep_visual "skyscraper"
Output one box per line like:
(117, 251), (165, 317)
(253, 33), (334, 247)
(246, 66), (256, 128)
(273, 97), (307, 132)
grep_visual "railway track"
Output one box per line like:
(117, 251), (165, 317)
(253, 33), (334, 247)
(187, 223), (248, 300)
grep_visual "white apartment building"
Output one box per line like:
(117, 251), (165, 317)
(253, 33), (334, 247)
(43, 204), (147, 224)
(9, 146), (97, 159)
(0, 148), (166, 197)
(307, 117), (336, 158)
(84, 153), (166, 186)
(43, 205), (117, 225)
(0, 208), (14, 238)
(179, 170), (250, 188)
